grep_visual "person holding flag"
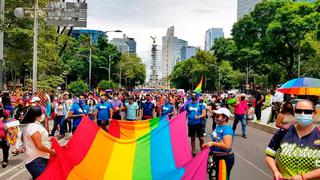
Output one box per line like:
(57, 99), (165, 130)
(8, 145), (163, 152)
(185, 92), (206, 157)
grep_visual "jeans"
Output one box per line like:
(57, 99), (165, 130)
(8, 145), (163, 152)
(0, 140), (9, 162)
(232, 114), (247, 136)
(25, 157), (49, 180)
(64, 119), (72, 133)
(51, 116), (65, 136)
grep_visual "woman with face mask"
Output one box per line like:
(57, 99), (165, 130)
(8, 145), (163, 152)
(21, 106), (56, 179)
(265, 99), (320, 180)
(202, 107), (234, 180)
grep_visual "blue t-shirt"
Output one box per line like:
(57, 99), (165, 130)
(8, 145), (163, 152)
(210, 125), (234, 153)
(142, 102), (155, 117)
(161, 104), (174, 116)
(185, 102), (205, 125)
(125, 102), (139, 120)
(94, 102), (112, 121)
(70, 103), (90, 128)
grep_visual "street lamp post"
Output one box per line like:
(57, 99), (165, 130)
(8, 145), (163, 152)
(108, 55), (111, 82)
(206, 64), (221, 90)
(0, 0), (4, 91)
(89, 38), (92, 90)
(32, 0), (38, 93)
(14, 0), (39, 93)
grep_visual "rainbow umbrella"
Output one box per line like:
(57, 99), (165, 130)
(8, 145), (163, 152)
(278, 77), (320, 95)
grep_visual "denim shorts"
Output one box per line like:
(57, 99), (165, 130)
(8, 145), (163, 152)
(25, 157), (49, 180)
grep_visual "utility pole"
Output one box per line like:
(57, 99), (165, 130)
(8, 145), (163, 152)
(119, 65), (121, 87)
(108, 55), (111, 82)
(32, 0), (38, 93)
(298, 45), (301, 78)
(89, 38), (92, 90)
(0, 0), (4, 91)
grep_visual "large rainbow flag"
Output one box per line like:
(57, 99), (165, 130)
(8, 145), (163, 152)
(38, 112), (209, 180)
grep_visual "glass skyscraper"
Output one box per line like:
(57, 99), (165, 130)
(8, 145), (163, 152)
(204, 28), (224, 51)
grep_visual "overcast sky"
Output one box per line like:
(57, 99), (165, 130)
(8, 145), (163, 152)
(86, 0), (237, 62)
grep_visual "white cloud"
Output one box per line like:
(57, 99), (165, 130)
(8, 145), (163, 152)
(86, 0), (237, 62)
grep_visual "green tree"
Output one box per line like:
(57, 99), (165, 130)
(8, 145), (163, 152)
(119, 53), (146, 87)
(97, 80), (117, 90)
(68, 80), (89, 96)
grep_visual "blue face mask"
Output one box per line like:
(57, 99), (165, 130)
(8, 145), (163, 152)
(79, 99), (85, 105)
(295, 114), (313, 127)
(101, 100), (106, 103)
(165, 100), (169, 104)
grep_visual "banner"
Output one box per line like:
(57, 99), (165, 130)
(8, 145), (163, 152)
(38, 112), (209, 180)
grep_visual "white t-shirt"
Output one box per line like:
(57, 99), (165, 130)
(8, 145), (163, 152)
(24, 122), (50, 164)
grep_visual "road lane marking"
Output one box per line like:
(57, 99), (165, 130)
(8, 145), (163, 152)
(0, 134), (70, 178)
(6, 168), (26, 180)
(235, 152), (272, 178)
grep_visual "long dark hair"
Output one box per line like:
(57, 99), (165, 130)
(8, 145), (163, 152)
(280, 101), (294, 116)
(20, 106), (43, 124)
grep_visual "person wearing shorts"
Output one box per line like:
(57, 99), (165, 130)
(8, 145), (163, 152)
(185, 93), (206, 157)
(94, 94), (113, 131)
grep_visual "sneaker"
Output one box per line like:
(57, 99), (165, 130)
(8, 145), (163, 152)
(2, 162), (8, 168)
(242, 134), (247, 139)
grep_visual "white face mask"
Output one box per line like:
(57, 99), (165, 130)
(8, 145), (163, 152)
(40, 114), (45, 122)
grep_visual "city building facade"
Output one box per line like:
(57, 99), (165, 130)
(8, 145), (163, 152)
(174, 38), (188, 63)
(204, 28), (224, 51)
(109, 34), (137, 54)
(185, 46), (197, 60)
(161, 26), (175, 81)
(71, 29), (107, 43)
(237, 0), (314, 20)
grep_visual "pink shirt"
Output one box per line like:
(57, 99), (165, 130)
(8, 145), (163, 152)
(234, 100), (248, 115)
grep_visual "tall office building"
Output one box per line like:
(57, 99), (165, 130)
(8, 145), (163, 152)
(174, 38), (188, 63)
(237, 0), (314, 20)
(161, 26), (189, 81)
(204, 28), (224, 51)
(185, 46), (197, 60)
(109, 34), (137, 54)
(71, 29), (107, 43)
(161, 26), (175, 81)
(237, 0), (261, 20)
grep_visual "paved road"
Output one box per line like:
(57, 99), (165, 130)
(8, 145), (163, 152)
(0, 118), (274, 180)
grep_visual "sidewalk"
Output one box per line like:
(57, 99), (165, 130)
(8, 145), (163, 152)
(250, 107), (278, 134)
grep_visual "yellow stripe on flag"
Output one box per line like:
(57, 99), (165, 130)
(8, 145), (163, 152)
(103, 140), (136, 179)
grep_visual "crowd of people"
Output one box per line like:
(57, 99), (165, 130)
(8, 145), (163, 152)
(0, 86), (319, 179)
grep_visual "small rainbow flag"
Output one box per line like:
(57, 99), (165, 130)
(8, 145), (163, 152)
(194, 76), (203, 94)
(38, 112), (209, 180)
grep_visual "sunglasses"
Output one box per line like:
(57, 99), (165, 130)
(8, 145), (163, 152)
(295, 109), (314, 115)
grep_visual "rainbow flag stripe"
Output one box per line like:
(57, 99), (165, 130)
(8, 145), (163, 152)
(194, 77), (203, 94)
(38, 112), (209, 180)
(218, 159), (228, 180)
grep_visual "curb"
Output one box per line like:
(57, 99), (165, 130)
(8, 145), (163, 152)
(247, 121), (278, 134)
(229, 117), (278, 134)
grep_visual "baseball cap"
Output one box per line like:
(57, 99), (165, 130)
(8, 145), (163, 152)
(30, 96), (41, 103)
(213, 108), (231, 118)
